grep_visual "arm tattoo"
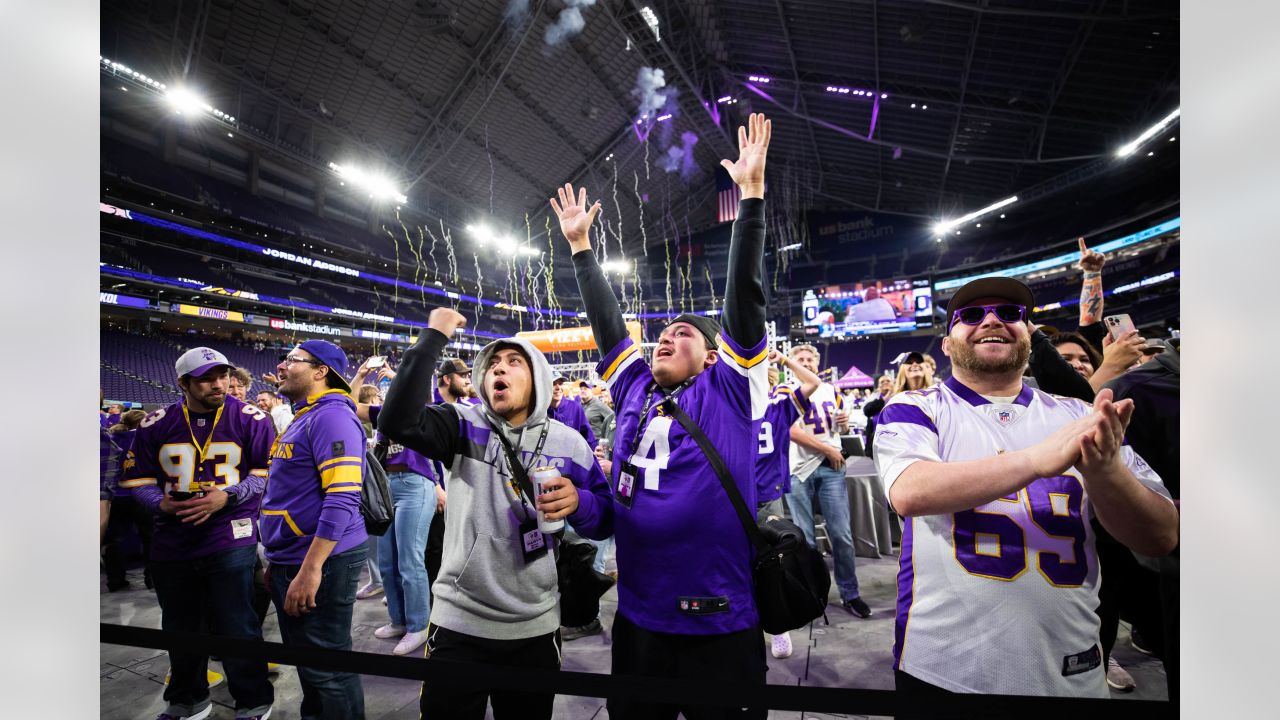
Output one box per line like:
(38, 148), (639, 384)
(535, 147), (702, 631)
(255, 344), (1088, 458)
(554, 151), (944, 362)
(1080, 271), (1103, 325)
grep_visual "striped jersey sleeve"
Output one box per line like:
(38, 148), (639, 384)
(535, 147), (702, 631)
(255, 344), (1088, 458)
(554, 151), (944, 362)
(872, 392), (942, 494)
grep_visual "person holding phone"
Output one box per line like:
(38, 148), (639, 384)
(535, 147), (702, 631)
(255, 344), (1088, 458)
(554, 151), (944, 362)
(1029, 237), (1146, 401)
(120, 347), (277, 720)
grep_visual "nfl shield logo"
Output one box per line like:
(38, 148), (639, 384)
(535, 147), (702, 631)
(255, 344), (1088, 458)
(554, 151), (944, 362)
(997, 410), (1013, 426)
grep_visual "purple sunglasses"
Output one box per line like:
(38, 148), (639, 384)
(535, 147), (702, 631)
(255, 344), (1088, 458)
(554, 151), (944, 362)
(949, 303), (1027, 331)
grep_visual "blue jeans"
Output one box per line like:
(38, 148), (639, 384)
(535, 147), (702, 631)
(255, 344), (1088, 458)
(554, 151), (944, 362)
(378, 471), (435, 632)
(591, 535), (613, 575)
(149, 545), (273, 712)
(785, 464), (860, 601)
(269, 544), (367, 720)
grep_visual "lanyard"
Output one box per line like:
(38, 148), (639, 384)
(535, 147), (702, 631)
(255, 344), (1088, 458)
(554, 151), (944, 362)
(488, 420), (551, 521)
(180, 403), (225, 491)
(620, 379), (692, 463)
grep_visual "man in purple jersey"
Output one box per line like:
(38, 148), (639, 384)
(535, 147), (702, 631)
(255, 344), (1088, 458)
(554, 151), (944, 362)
(120, 347), (276, 720)
(553, 113), (773, 719)
(260, 339), (368, 719)
(754, 349), (820, 660)
(549, 374), (597, 447)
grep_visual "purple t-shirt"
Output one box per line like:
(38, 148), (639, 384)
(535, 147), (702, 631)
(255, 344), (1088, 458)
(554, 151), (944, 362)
(260, 390), (368, 565)
(549, 397), (597, 448)
(109, 428), (138, 498)
(755, 383), (809, 504)
(598, 334), (769, 635)
(367, 405), (438, 484)
(122, 396), (276, 561)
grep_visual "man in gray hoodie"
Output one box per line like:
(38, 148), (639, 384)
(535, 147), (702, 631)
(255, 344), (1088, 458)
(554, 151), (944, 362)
(378, 307), (613, 720)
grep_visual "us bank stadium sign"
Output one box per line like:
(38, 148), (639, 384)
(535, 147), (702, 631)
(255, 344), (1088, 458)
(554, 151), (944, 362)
(269, 318), (343, 336)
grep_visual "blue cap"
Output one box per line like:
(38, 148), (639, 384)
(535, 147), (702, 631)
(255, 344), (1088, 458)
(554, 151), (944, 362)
(298, 339), (352, 394)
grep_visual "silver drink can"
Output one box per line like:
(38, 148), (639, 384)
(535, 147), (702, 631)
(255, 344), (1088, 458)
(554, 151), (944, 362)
(532, 465), (565, 534)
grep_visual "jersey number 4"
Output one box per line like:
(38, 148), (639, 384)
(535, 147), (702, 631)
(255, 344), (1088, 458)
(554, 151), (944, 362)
(628, 415), (672, 490)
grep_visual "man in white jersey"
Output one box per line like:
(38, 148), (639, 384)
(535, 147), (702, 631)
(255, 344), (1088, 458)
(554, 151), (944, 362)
(785, 344), (869, 618)
(874, 277), (1178, 705)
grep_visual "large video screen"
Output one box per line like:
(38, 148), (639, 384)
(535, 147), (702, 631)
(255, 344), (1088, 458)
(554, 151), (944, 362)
(801, 277), (933, 338)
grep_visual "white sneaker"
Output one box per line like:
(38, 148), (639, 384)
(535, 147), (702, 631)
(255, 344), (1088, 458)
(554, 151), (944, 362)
(770, 632), (793, 659)
(374, 623), (406, 639)
(356, 583), (384, 600)
(1106, 656), (1137, 692)
(392, 629), (429, 656)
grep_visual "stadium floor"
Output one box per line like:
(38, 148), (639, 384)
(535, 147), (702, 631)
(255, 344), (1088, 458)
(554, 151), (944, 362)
(100, 553), (1168, 719)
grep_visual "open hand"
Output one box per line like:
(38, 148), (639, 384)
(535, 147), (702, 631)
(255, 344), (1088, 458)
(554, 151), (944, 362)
(549, 183), (602, 252)
(719, 113), (771, 198)
(1076, 389), (1134, 478)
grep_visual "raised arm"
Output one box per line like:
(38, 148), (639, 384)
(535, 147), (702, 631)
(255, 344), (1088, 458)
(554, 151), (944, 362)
(718, 113), (770, 348)
(1077, 237), (1106, 327)
(378, 308), (467, 464)
(771, 349), (820, 399)
(553, 184), (629, 354)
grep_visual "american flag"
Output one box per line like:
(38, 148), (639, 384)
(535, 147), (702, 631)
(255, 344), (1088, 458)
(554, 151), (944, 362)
(715, 166), (741, 224)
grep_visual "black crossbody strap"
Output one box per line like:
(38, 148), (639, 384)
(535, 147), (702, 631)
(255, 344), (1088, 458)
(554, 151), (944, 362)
(491, 426), (538, 517)
(661, 400), (770, 555)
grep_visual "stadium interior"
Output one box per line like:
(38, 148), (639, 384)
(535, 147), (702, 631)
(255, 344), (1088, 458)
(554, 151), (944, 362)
(100, 1), (1180, 718)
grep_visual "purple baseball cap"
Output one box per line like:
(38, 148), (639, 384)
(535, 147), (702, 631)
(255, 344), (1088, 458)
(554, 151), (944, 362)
(298, 339), (352, 393)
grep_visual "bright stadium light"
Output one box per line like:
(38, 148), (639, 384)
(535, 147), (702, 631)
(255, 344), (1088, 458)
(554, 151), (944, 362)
(164, 87), (210, 116)
(601, 260), (632, 274)
(329, 162), (408, 204)
(935, 195), (1019, 236)
(1116, 108), (1180, 158)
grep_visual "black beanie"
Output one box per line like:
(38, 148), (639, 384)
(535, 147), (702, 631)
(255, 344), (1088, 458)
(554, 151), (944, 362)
(664, 314), (720, 349)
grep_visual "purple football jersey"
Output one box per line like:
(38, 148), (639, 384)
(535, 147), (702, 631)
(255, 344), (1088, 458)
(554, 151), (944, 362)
(755, 383), (809, 504)
(122, 395), (276, 561)
(598, 334), (768, 635)
(367, 405), (438, 483)
(549, 398), (597, 448)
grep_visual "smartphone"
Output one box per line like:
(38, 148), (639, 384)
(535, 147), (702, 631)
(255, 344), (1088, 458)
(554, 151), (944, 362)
(1103, 314), (1137, 342)
(367, 356), (386, 368)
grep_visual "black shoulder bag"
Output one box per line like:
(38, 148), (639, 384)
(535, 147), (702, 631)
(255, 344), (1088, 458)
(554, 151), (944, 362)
(662, 398), (831, 635)
(363, 437), (395, 536)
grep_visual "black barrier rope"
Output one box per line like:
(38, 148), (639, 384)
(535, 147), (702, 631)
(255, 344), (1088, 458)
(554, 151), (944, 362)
(102, 623), (1174, 719)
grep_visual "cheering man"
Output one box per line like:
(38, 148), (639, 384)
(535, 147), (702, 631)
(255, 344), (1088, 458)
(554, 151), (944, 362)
(552, 113), (773, 719)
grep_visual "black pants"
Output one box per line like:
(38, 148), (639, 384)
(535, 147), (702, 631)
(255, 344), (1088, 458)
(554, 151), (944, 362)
(103, 496), (152, 588)
(1093, 521), (1164, 666)
(420, 624), (561, 720)
(424, 511), (445, 606)
(895, 670), (1027, 720)
(607, 612), (767, 720)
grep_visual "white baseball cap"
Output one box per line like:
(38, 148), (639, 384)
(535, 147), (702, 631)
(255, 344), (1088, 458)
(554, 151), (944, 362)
(175, 347), (233, 378)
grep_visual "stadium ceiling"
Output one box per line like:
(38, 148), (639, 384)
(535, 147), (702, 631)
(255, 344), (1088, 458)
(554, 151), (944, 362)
(100, 0), (1179, 252)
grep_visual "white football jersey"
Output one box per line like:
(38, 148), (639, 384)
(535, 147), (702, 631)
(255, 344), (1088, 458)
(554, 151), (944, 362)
(873, 377), (1171, 697)
(789, 382), (844, 480)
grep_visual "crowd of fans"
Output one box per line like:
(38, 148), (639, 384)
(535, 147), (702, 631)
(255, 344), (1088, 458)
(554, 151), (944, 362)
(100, 113), (1179, 719)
